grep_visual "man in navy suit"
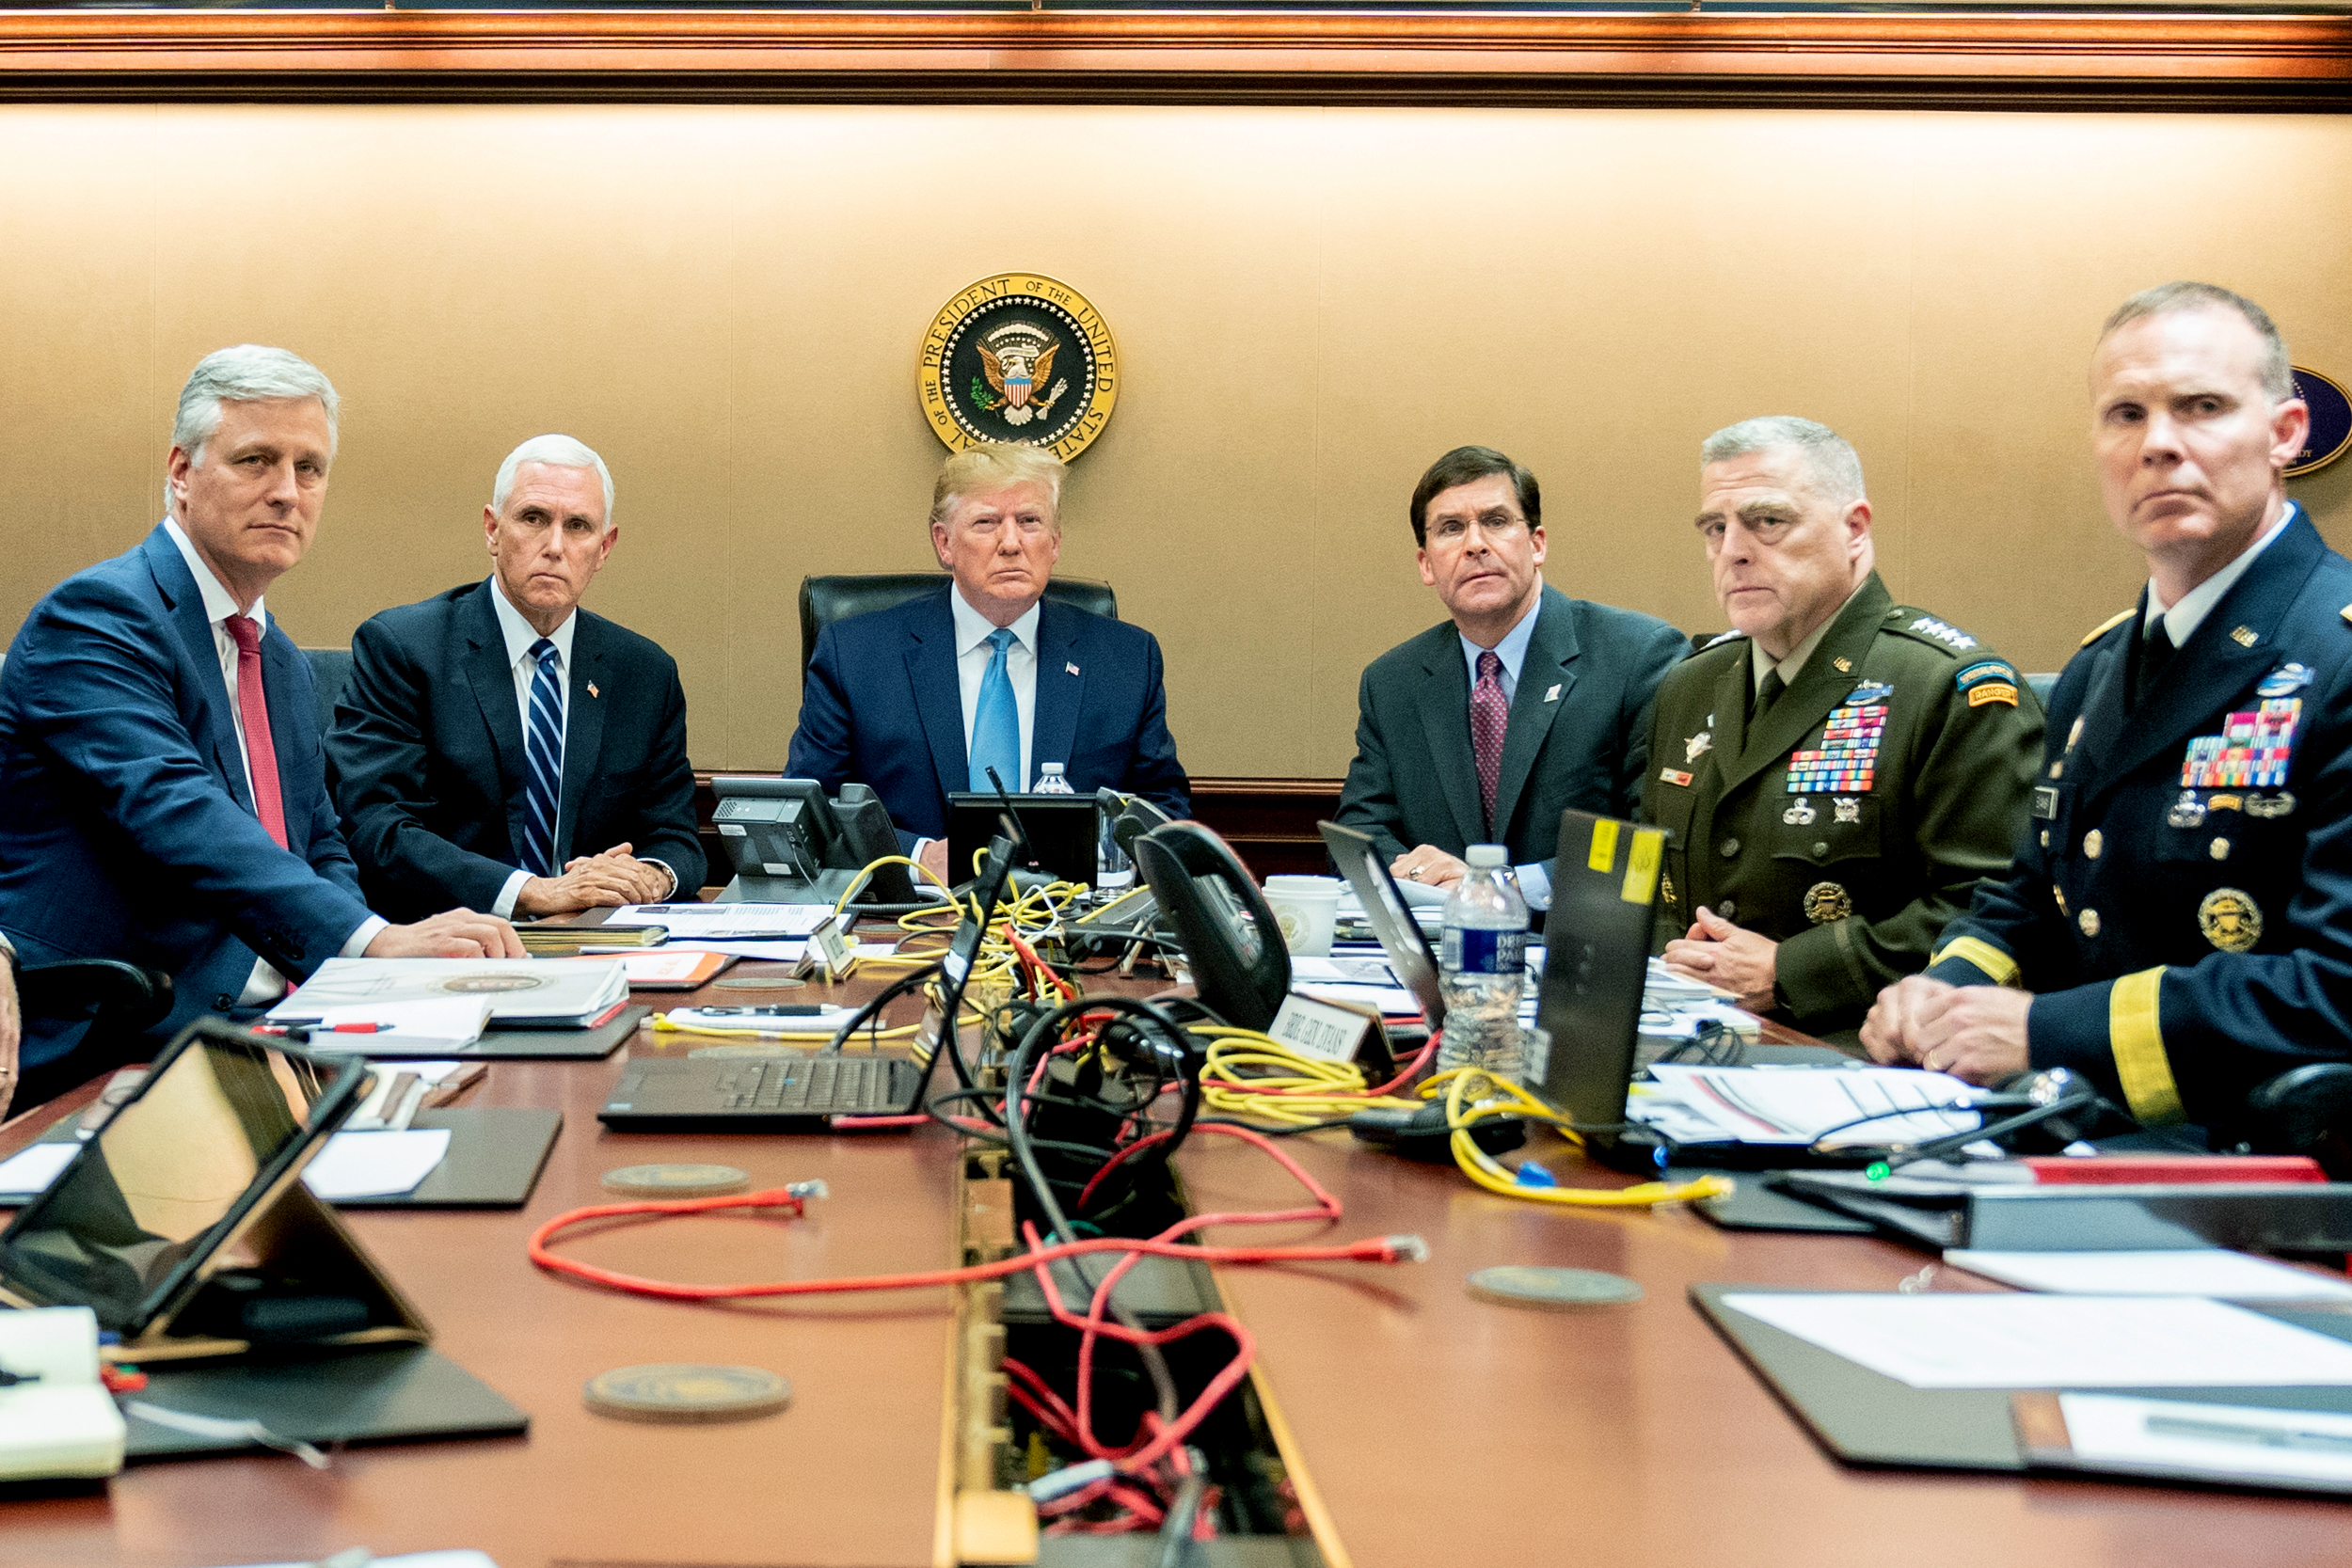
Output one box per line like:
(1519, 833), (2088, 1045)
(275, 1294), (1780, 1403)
(327, 436), (704, 922)
(1867, 283), (2352, 1132)
(1335, 446), (1688, 909)
(0, 346), (520, 1117)
(787, 443), (1189, 885)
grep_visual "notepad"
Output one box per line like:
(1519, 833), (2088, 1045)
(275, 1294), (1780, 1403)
(299, 1129), (453, 1201)
(1947, 1249), (2352, 1302)
(0, 1307), (124, 1480)
(1722, 1291), (2352, 1389)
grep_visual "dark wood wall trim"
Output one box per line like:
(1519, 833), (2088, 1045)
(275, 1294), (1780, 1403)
(691, 770), (1343, 885)
(3, 12), (2349, 110)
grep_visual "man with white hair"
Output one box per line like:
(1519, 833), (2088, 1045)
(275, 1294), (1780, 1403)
(0, 345), (522, 1117)
(1642, 415), (2043, 1039)
(329, 435), (704, 921)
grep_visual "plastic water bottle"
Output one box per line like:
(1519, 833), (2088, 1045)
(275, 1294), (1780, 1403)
(1034, 763), (1074, 795)
(1437, 845), (1529, 1082)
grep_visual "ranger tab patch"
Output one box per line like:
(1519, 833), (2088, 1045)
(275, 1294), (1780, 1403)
(1955, 659), (2019, 708)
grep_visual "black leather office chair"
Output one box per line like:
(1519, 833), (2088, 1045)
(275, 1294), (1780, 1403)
(797, 574), (1118, 680)
(2235, 1063), (2352, 1176)
(10, 958), (174, 1117)
(302, 645), (356, 736)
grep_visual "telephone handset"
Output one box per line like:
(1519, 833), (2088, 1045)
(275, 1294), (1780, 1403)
(1131, 821), (1292, 1032)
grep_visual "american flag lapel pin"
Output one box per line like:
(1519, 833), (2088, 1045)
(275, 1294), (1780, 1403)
(1066, 662), (1081, 677)
(587, 681), (600, 699)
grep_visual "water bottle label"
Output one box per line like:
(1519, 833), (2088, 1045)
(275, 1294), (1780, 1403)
(1441, 927), (1526, 976)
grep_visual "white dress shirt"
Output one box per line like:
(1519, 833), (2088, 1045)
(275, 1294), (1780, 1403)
(950, 584), (1041, 792)
(162, 519), (386, 999)
(2142, 502), (2296, 645)
(1455, 594), (1553, 910)
(484, 578), (675, 916)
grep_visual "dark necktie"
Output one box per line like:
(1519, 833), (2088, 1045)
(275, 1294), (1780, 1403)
(1756, 668), (1787, 721)
(2135, 619), (2176, 708)
(1470, 650), (1508, 835)
(222, 614), (288, 849)
(523, 638), (564, 877)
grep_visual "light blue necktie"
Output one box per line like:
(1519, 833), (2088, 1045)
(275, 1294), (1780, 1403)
(968, 626), (1022, 793)
(522, 638), (564, 876)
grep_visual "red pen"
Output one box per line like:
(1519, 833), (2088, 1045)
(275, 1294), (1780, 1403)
(266, 1020), (397, 1034)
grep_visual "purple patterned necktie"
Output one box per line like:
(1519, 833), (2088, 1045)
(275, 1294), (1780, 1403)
(1471, 649), (1508, 834)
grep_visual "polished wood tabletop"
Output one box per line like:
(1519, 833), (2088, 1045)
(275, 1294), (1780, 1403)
(9, 948), (2352, 1568)
(2, 957), (965, 1568)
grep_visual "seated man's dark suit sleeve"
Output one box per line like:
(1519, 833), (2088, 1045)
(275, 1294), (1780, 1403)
(1926, 514), (2352, 1129)
(0, 530), (373, 1065)
(1333, 658), (1415, 867)
(330, 587), (705, 921)
(787, 619), (877, 831)
(1101, 627), (1189, 821)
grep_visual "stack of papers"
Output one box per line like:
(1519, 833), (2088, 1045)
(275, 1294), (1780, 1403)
(1638, 1063), (1980, 1147)
(1290, 955), (1422, 1017)
(613, 903), (833, 939)
(0, 1126), (452, 1204)
(1946, 1249), (2352, 1302)
(1644, 958), (1755, 1040)
(267, 995), (493, 1052)
(0, 1307), (123, 1480)
(272, 958), (628, 1029)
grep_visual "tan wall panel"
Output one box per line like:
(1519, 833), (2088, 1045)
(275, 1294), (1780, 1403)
(4, 104), (2348, 781)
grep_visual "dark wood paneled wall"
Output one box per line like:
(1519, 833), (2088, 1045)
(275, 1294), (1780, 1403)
(691, 772), (1342, 888)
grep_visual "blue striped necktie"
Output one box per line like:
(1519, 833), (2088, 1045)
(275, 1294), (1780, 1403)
(523, 638), (564, 876)
(968, 626), (1021, 793)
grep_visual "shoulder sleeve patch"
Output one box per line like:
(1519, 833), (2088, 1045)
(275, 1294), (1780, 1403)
(1955, 659), (2019, 705)
(2082, 608), (2136, 646)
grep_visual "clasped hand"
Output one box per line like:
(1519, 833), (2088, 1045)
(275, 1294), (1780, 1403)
(1861, 975), (2032, 1084)
(516, 843), (671, 916)
(1660, 906), (1778, 1014)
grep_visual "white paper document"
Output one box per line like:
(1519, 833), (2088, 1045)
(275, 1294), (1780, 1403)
(614, 903), (833, 938)
(1293, 983), (1425, 1017)
(273, 958), (627, 1027)
(299, 1129), (453, 1200)
(660, 939), (811, 960)
(0, 1142), (78, 1198)
(2054, 1393), (2352, 1488)
(1946, 1249), (2352, 1302)
(1288, 957), (1403, 986)
(0, 1307), (125, 1481)
(1645, 1064), (1980, 1146)
(269, 995), (494, 1051)
(1722, 1292), (2352, 1389)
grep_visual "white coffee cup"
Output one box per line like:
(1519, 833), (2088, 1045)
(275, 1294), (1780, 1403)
(1263, 876), (1342, 958)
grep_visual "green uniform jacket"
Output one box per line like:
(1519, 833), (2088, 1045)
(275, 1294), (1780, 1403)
(1640, 573), (2045, 1035)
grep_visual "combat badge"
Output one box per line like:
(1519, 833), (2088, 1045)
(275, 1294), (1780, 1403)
(1685, 731), (1711, 763)
(2246, 791), (2298, 819)
(1834, 797), (1861, 824)
(1803, 881), (1852, 926)
(2258, 662), (2313, 698)
(2199, 887), (2264, 953)
(918, 273), (1119, 460)
(1783, 797), (1818, 826)
(2167, 792), (2207, 830)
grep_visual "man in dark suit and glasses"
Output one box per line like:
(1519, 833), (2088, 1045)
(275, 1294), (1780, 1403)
(0, 346), (520, 1117)
(1868, 283), (2352, 1130)
(329, 436), (704, 923)
(1334, 445), (1687, 910)
(787, 442), (1190, 886)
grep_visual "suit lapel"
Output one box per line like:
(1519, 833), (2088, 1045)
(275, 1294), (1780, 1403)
(1491, 591), (1577, 837)
(559, 614), (609, 863)
(1032, 602), (1081, 785)
(459, 586), (532, 856)
(142, 529), (252, 813)
(1714, 576), (1892, 798)
(2076, 516), (2326, 813)
(909, 590), (969, 800)
(1416, 631), (1486, 847)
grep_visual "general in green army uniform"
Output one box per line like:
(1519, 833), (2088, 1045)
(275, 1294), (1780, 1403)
(1641, 417), (2045, 1039)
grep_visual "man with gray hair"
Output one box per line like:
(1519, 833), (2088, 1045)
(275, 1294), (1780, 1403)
(0, 345), (522, 1117)
(1642, 416), (2042, 1039)
(329, 434), (704, 921)
(1867, 284), (2352, 1131)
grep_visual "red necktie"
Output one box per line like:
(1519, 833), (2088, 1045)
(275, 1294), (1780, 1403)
(1471, 649), (1508, 835)
(223, 614), (290, 850)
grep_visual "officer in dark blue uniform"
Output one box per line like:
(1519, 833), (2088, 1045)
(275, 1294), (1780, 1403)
(1863, 282), (2352, 1132)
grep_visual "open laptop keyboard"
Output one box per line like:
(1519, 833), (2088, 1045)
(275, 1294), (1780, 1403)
(712, 1056), (901, 1114)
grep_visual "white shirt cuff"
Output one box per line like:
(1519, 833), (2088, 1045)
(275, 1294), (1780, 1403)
(1513, 862), (1553, 911)
(493, 868), (532, 920)
(644, 860), (680, 899)
(342, 916), (390, 958)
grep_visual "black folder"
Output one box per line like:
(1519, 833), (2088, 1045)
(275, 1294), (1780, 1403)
(332, 1107), (563, 1210)
(1692, 1283), (2352, 1473)
(126, 1344), (528, 1461)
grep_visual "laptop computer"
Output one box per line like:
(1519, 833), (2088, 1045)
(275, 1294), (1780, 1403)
(1316, 819), (1446, 1033)
(596, 833), (1018, 1133)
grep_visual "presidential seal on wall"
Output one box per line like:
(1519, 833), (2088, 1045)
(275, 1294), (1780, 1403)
(2288, 367), (2352, 480)
(918, 273), (1119, 461)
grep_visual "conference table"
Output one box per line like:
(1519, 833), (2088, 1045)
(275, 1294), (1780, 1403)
(4, 941), (2348, 1568)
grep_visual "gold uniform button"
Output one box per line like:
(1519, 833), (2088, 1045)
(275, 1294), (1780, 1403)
(2078, 908), (2101, 938)
(2054, 886), (2068, 915)
(2082, 830), (2103, 860)
(2212, 837), (2232, 861)
(2039, 829), (2050, 849)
